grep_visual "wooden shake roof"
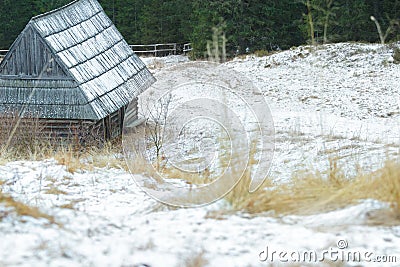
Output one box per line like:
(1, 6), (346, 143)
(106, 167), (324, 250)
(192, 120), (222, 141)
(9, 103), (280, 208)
(0, 0), (155, 120)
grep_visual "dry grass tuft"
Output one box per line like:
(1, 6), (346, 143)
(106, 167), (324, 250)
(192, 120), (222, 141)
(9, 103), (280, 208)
(44, 185), (68, 195)
(0, 113), (56, 162)
(58, 199), (85, 210)
(0, 112), (129, 173)
(0, 131), (128, 173)
(86, 141), (128, 170)
(227, 158), (400, 217)
(53, 146), (89, 173)
(52, 137), (132, 173)
(2, 111), (400, 220)
(0, 189), (57, 224)
(159, 167), (214, 185)
(184, 250), (208, 267)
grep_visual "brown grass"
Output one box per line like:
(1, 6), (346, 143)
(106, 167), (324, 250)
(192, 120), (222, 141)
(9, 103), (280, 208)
(0, 112), (56, 161)
(184, 250), (208, 267)
(58, 199), (85, 210)
(0, 112), (130, 174)
(227, 158), (400, 217)
(52, 142), (129, 173)
(0, 125), (128, 173)
(158, 167), (214, 185)
(125, 131), (398, 219)
(2, 112), (400, 220)
(0, 189), (57, 224)
(44, 185), (68, 195)
(53, 146), (88, 173)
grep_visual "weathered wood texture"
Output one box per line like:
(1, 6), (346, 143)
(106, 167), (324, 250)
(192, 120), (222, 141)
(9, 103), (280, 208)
(0, 102), (136, 144)
(0, 0), (154, 140)
(0, 26), (68, 78)
(42, 103), (135, 141)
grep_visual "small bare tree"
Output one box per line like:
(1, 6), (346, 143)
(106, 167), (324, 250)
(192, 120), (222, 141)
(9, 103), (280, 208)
(302, 0), (338, 45)
(322, 0), (334, 44)
(371, 16), (400, 45)
(306, 0), (316, 46)
(206, 23), (227, 63)
(144, 93), (172, 170)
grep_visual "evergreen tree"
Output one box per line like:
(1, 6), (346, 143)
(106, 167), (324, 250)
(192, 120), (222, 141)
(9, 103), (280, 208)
(1, 0), (400, 54)
(0, 0), (36, 49)
(334, 0), (375, 42)
(33, 0), (70, 13)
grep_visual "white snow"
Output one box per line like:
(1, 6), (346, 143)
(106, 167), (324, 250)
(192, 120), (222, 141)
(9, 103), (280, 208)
(140, 55), (190, 71)
(226, 42), (400, 182)
(1, 43), (400, 266)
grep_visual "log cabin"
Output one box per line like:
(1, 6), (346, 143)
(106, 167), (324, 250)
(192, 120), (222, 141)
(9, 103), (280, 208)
(0, 0), (155, 142)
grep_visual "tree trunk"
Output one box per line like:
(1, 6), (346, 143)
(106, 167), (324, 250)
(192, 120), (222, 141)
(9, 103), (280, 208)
(306, 0), (315, 45)
(323, 0), (333, 44)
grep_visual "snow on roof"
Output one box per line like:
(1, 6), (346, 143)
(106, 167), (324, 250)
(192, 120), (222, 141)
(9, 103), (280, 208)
(0, 0), (155, 120)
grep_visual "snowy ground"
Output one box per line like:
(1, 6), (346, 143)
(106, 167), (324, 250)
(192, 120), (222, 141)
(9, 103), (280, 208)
(2, 43), (400, 266)
(227, 43), (400, 182)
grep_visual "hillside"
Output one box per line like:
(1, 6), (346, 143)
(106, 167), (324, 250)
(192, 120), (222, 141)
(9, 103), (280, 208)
(1, 43), (400, 267)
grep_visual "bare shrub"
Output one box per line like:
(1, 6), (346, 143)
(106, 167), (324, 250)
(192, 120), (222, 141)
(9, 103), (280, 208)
(254, 50), (270, 57)
(206, 23), (227, 63)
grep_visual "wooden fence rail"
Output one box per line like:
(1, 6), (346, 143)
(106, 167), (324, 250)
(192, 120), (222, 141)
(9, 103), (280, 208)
(0, 43), (192, 60)
(183, 43), (192, 54)
(130, 43), (177, 57)
(0, 50), (8, 61)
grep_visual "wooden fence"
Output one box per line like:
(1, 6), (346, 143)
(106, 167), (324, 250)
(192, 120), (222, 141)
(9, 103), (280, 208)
(0, 43), (192, 61)
(183, 43), (192, 54)
(129, 42), (192, 56)
(0, 50), (8, 61)
(130, 43), (177, 57)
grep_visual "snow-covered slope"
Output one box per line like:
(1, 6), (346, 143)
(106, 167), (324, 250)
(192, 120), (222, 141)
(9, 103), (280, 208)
(1, 161), (400, 267)
(227, 42), (400, 181)
(1, 43), (400, 266)
(228, 43), (400, 120)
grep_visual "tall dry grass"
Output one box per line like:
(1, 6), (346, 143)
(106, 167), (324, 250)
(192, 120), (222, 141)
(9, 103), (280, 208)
(52, 139), (128, 173)
(1, 112), (400, 219)
(0, 114), (129, 223)
(0, 185), (57, 224)
(127, 122), (400, 218)
(227, 158), (400, 217)
(0, 113), (127, 172)
(0, 112), (52, 161)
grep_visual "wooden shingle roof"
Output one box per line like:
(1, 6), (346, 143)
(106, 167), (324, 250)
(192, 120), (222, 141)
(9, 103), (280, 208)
(0, 0), (155, 120)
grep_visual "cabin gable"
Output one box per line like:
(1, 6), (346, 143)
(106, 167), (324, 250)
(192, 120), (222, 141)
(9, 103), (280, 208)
(0, 25), (70, 79)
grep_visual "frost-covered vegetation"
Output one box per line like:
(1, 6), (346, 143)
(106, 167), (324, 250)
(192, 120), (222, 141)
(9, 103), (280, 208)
(2, 43), (400, 266)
